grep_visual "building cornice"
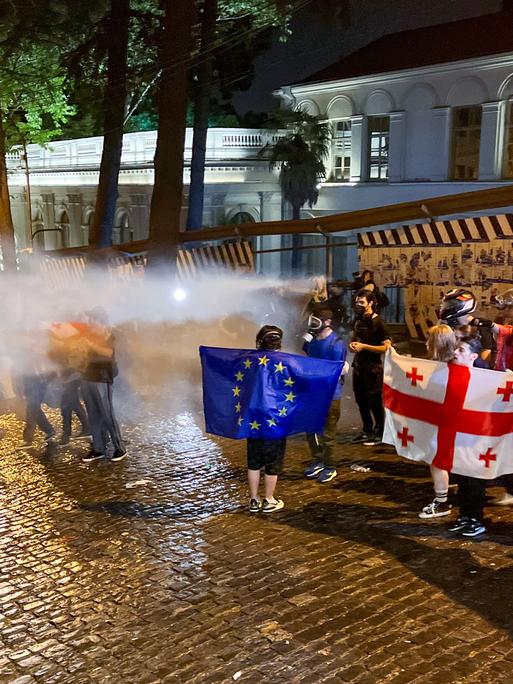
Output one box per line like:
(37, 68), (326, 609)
(280, 52), (513, 98)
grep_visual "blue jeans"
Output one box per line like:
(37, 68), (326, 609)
(81, 380), (124, 454)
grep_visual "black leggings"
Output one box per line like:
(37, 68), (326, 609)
(456, 475), (486, 521)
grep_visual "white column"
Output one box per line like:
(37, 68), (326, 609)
(478, 101), (505, 181)
(350, 115), (368, 182)
(388, 111), (405, 182)
(431, 107), (451, 181)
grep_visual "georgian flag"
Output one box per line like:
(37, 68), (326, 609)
(382, 349), (513, 479)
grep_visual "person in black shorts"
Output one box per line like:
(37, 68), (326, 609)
(247, 325), (286, 514)
(349, 290), (392, 445)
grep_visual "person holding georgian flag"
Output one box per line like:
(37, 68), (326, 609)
(383, 327), (513, 539)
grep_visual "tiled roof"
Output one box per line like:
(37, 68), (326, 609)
(292, 10), (513, 87)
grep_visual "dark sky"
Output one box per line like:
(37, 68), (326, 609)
(233, 0), (502, 115)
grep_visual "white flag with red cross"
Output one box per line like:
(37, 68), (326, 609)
(382, 349), (513, 479)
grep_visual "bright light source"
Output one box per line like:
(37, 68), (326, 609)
(172, 287), (187, 302)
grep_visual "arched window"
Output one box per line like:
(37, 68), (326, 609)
(114, 211), (133, 244)
(57, 211), (70, 248)
(228, 211), (255, 225)
(31, 210), (45, 249)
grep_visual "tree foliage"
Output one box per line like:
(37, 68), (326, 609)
(261, 109), (331, 217)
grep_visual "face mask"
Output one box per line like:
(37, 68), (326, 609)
(303, 314), (325, 343)
(354, 304), (366, 315)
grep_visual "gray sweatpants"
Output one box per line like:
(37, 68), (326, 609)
(82, 380), (124, 454)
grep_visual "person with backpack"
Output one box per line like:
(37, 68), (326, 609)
(303, 308), (348, 483)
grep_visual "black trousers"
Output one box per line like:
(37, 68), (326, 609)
(22, 374), (54, 442)
(61, 379), (89, 438)
(456, 475), (486, 521)
(353, 364), (384, 435)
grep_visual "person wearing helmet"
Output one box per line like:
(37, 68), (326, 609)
(247, 325), (286, 513)
(303, 308), (348, 483)
(440, 288), (493, 368)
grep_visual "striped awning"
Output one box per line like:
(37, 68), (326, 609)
(358, 214), (513, 248)
(38, 240), (254, 284)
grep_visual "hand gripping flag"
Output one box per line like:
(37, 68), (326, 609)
(199, 346), (343, 439)
(382, 349), (513, 479)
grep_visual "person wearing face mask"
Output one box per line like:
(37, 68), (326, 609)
(349, 290), (392, 446)
(303, 308), (348, 483)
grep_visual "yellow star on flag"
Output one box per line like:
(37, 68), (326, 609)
(232, 386), (241, 397)
(285, 391), (296, 402)
(258, 355), (269, 366)
(235, 402), (241, 413)
(250, 420), (261, 430)
(278, 407), (287, 416)
(274, 362), (285, 373)
(267, 418), (277, 427)
(284, 377), (295, 386)
(235, 371), (244, 381)
(237, 417), (243, 426)
(243, 359), (252, 369)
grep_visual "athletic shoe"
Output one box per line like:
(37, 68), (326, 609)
(45, 431), (57, 444)
(58, 435), (70, 446)
(418, 500), (452, 519)
(448, 516), (470, 532)
(304, 461), (324, 478)
(317, 467), (337, 483)
(261, 498), (284, 513)
(111, 449), (127, 462)
(249, 498), (261, 513)
(18, 441), (33, 450)
(461, 518), (486, 537)
(363, 436), (382, 446)
(351, 432), (370, 444)
(82, 450), (105, 463)
(493, 493), (513, 506)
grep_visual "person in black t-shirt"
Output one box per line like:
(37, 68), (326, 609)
(349, 290), (391, 446)
(80, 307), (126, 464)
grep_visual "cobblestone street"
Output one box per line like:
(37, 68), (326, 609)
(2, 393), (513, 684)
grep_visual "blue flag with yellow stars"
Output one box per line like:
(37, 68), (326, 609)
(199, 346), (343, 439)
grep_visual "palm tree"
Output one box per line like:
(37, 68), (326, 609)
(261, 110), (331, 271)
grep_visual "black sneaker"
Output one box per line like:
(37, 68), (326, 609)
(249, 498), (261, 513)
(111, 449), (127, 462)
(419, 500), (452, 519)
(363, 436), (382, 446)
(351, 432), (370, 444)
(82, 450), (105, 463)
(461, 518), (486, 537)
(448, 516), (470, 532)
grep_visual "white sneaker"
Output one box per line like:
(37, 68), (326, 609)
(261, 498), (284, 513)
(494, 493), (513, 506)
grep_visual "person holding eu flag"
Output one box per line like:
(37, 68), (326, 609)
(200, 322), (343, 512)
(303, 308), (348, 483)
(246, 325), (287, 513)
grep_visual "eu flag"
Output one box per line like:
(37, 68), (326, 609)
(199, 346), (343, 439)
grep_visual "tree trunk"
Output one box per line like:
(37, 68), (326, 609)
(291, 204), (301, 274)
(186, 0), (218, 231)
(89, 0), (130, 255)
(148, 0), (196, 272)
(0, 112), (18, 273)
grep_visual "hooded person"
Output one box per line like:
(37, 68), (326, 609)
(247, 325), (286, 513)
(303, 308), (348, 483)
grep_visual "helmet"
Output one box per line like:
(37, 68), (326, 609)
(495, 288), (513, 309)
(256, 325), (283, 350)
(439, 289), (476, 326)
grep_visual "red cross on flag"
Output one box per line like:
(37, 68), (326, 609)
(382, 349), (513, 479)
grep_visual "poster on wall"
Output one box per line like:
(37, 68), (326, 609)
(358, 215), (513, 338)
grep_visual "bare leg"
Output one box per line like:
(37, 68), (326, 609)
(264, 474), (278, 501)
(247, 469), (261, 499)
(430, 465), (449, 495)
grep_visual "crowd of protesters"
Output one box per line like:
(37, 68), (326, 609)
(248, 272), (513, 541)
(15, 307), (126, 464)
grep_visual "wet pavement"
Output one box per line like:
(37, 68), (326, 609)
(2, 396), (513, 684)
